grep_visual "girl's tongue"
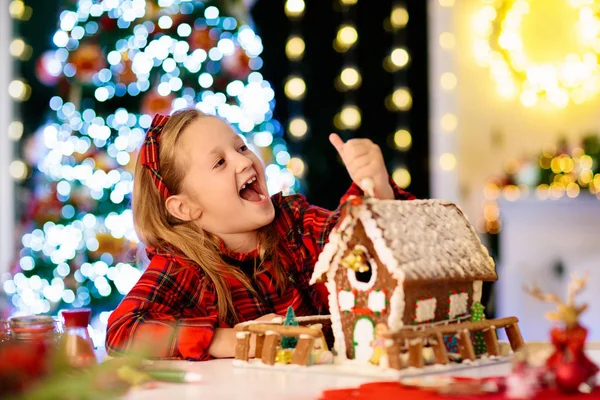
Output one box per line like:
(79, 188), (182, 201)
(240, 181), (265, 202)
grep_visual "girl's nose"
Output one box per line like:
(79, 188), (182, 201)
(234, 152), (253, 174)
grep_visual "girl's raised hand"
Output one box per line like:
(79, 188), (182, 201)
(329, 133), (394, 200)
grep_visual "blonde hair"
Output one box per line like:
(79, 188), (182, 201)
(132, 108), (285, 323)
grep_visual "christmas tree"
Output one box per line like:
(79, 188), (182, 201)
(7, 0), (300, 332)
(281, 306), (299, 349)
(471, 302), (487, 355)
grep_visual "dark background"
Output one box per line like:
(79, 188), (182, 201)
(17, 0), (430, 209)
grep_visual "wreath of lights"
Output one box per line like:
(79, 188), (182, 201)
(474, 0), (600, 108)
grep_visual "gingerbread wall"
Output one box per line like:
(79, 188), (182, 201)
(401, 280), (475, 326)
(334, 221), (398, 359)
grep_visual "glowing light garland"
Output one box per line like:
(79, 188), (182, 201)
(474, 0), (600, 107)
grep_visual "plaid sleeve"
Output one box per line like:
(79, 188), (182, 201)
(105, 256), (218, 361)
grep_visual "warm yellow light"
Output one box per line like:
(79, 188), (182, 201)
(340, 0), (357, 4)
(8, 79), (31, 101)
(559, 156), (574, 173)
(8, 121), (24, 141)
(486, 220), (502, 234)
(439, 153), (456, 171)
(391, 6), (409, 29)
(579, 169), (593, 185)
(339, 106), (362, 130)
(536, 184), (550, 200)
(440, 72), (457, 90)
(439, 32), (455, 50)
(550, 183), (566, 199)
(288, 157), (306, 177)
(503, 185), (521, 201)
(566, 182), (581, 198)
(483, 203), (500, 221)
(336, 25), (358, 47)
(391, 48), (410, 68)
(9, 0), (24, 18)
(475, 0), (600, 107)
(392, 168), (411, 188)
(484, 183), (501, 200)
(285, 36), (305, 61)
(284, 77), (306, 100)
(580, 154), (594, 169)
(394, 129), (412, 150)
(10, 39), (25, 58)
(550, 157), (562, 174)
(340, 67), (361, 88)
(440, 113), (457, 132)
(392, 88), (412, 111)
(439, 0), (455, 7)
(9, 160), (28, 181)
(289, 118), (308, 138)
(285, 0), (305, 17)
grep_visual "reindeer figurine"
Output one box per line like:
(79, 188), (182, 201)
(526, 274), (598, 392)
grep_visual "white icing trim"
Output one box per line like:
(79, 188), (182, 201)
(326, 279), (347, 360)
(368, 290), (386, 313)
(448, 292), (468, 319)
(472, 280), (483, 303)
(299, 334), (312, 339)
(357, 207), (406, 331)
(338, 290), (355, 312)
(415, 298), (437, 323)
(346, 245), (378, 291)
(236, 331), (250, 339)
(265, 330), (279, 336)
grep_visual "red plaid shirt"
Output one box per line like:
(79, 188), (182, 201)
(106, 181), (414, 360)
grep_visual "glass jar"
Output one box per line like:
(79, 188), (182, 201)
(8, 315), (60, 346)
(60, 308), (97, 368)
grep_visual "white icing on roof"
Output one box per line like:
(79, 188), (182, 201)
(310, 199), (497, 284)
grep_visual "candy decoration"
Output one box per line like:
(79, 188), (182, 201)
(471, 302), (487, 355)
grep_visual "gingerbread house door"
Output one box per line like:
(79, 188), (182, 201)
(352, 317), (374, 361)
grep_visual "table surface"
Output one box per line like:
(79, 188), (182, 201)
(123, 346), (600, 400)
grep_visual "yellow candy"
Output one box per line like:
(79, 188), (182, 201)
(275, 348), (293, 364)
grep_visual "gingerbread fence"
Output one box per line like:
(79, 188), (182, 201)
(382, 316), (524, 369)
(234, 322), (327, 366)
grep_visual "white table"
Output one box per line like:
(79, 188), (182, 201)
(124, 347), (600, 400)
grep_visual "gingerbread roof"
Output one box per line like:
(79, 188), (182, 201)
(310, 199), (497, 285)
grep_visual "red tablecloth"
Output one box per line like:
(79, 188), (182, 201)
(319, 381), (600, 400)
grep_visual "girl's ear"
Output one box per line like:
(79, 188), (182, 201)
(165, 195), (203, 222)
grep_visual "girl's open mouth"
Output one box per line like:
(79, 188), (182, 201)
(239, 175), (267, 202)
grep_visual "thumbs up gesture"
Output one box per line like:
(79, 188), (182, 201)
(329, 134), (394, 200)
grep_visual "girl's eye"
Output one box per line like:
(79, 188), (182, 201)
(238, 145), (248, 152)
(214, 158), (225, 169)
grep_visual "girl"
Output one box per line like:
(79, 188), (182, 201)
(106, 109), (414, 360)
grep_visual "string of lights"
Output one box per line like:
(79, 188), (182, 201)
(8, 0), (33, 183)
(283, 0), (307, 187)
(384, 1), (411, 190)
(333, 0), (361, 133)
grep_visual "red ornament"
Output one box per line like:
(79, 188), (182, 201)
(69, 44), (106, 83)
(99, 14), (117, 31)
(188, 28), (216, 52)
(554, 360), (591, 393)
(221, 47), (252, 79)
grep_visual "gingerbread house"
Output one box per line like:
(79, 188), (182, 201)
(309, 199), (497, 362)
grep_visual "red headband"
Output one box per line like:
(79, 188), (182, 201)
(140, 114), (172, 199)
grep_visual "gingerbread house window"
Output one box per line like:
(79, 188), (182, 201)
(415, 298), (437, 323)
(338, 290), (355, 312)
(345, 245), (378, 291)
(368, 290), (386, 313)
(448, 291), (468, 319)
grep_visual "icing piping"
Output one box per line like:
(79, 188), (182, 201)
(415, 298), (437, 323)
(472, 280), (483, 303)
(448, 292), (468, 319)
